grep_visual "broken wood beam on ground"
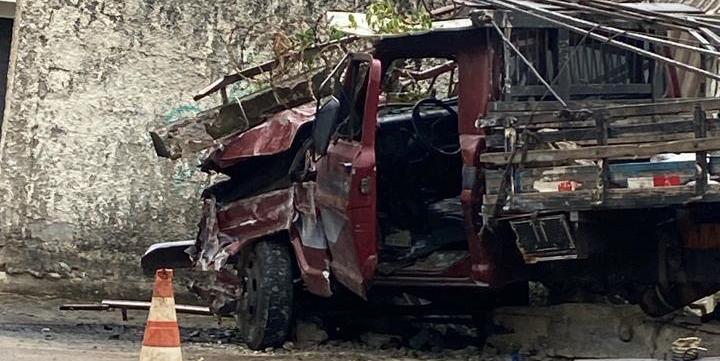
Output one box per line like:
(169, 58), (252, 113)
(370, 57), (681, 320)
(151, 67), (328, 159)
(479, 136), (720, 165)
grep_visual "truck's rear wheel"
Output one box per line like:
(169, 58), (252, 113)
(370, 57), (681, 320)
(235, 240), (293, 349)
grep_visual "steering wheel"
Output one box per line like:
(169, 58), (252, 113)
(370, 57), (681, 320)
(410, 97), (461, 156)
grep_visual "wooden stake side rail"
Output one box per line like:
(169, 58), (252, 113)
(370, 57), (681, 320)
(482, 185), (720, 214)
(478, 136), (720, 165)
(484, 119), (720, 147)
(483, 98), (720, 125)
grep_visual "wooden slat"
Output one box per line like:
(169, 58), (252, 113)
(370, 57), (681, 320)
(485, 161), (699, 195)
(151, 68), (328, 159)
(484, 118), (717, 147)
(482, 98), (720, 126)
(485, 113), (698, 131)
(479, 136), (720, 165)
(193, 37), (358, 102)
(489, 99), (647, 112)
(509, 83), (653, 97)
(485, 165), (600, 194)
(483, 185), (720, 213)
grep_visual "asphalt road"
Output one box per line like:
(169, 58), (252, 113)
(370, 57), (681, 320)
(0, 293), (485, 361)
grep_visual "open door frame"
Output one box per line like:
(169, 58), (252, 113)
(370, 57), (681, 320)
(315, 53), (382, 297)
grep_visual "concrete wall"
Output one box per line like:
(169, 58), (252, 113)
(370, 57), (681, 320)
(0, 0), (357, 297)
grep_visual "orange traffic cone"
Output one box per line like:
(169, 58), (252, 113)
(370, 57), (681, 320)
(139, 269), (183, 361)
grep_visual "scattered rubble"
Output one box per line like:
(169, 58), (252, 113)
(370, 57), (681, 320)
(295, 320), (330, 345)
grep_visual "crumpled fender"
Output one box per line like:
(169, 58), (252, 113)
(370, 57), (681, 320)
(207, 103), (315, 170)
(192, 183), (332, 297)
(194, 188), (296, 271)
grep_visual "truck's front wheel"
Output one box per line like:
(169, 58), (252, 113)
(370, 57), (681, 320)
(235, 240), (294, 349)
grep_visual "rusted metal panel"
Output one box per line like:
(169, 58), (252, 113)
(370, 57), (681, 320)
(194, 188), (295, 271)
(151, 69), (325, 160)
(207, 103), (316, 169)
(193, 182), (334, 298)
(313, 56), (382, 298)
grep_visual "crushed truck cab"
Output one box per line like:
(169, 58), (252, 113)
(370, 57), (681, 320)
(144, 2), (720, 350)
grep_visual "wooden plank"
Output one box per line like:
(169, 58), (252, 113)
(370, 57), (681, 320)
(509, 83), (653, 97)
(193, 36), (357, 102)
(608, 161), (696, 187)
(482, 98), (720, 126)
(486, 115), (720, 148)
(483, 185), (720, 214)
(486, 165), (600, 194)
(486, 161), (699, 194)
(595, 113), (610, 204)
(151, 68), (328, 159)
(484, 113), (698, 131)
(479, 136), (720, 165)
(573, 131), (720, 146)
(695, 104), (709, 194)
(489, 99), (647, 112)
(485, 118), (713, 147)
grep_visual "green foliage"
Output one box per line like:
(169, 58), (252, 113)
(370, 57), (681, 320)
(294, 28), (317, 49)
(366, 0), (432, 34)
(348, 13), (359, 29)
(329, 26), (345, 41)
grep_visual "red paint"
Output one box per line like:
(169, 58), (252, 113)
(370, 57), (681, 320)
(315, 56), (381, 298)
(216, 189), (295, 256)
(457, 45), (490, 136)
(654, 175), (682, 187)
(456, 44), (510, 286)
(194, 31), (527, 299)
(290, 230), (332, 297)
(209, 103), (316, 169)
(558, 180), (580, 192)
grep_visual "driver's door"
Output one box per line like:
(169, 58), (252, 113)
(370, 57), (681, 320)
(315, 54), (381, 298)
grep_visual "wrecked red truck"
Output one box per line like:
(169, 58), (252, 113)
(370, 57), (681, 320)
(143, 3), (720, 350)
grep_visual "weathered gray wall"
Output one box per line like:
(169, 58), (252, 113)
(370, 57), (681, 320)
(0, 0), (357, 297)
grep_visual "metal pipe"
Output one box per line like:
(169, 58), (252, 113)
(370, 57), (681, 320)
(478, 0), (720, 83)
(576, 0), (720, 33)
(502, 0), (720, 59)
(101, 300), (214, 316)
(535, 0), (693, 32)
(490, 20), (568, 107)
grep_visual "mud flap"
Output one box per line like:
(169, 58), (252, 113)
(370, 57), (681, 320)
(140, 240), (195, 276)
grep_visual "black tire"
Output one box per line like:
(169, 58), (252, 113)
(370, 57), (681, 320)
(235, 240), (294, 350)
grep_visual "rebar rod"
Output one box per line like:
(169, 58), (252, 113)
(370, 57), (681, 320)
(503, 0), (720, 58)
(535, 0), (693, 32)
(476, 0), (720, 82)
(577, 0), (720, 32)
(490, 20), (568, 107)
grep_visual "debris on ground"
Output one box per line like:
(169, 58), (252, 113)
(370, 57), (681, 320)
(295, 320), (329, 346)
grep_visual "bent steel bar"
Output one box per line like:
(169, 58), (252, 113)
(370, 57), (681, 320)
(477, 0), (720, 82)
